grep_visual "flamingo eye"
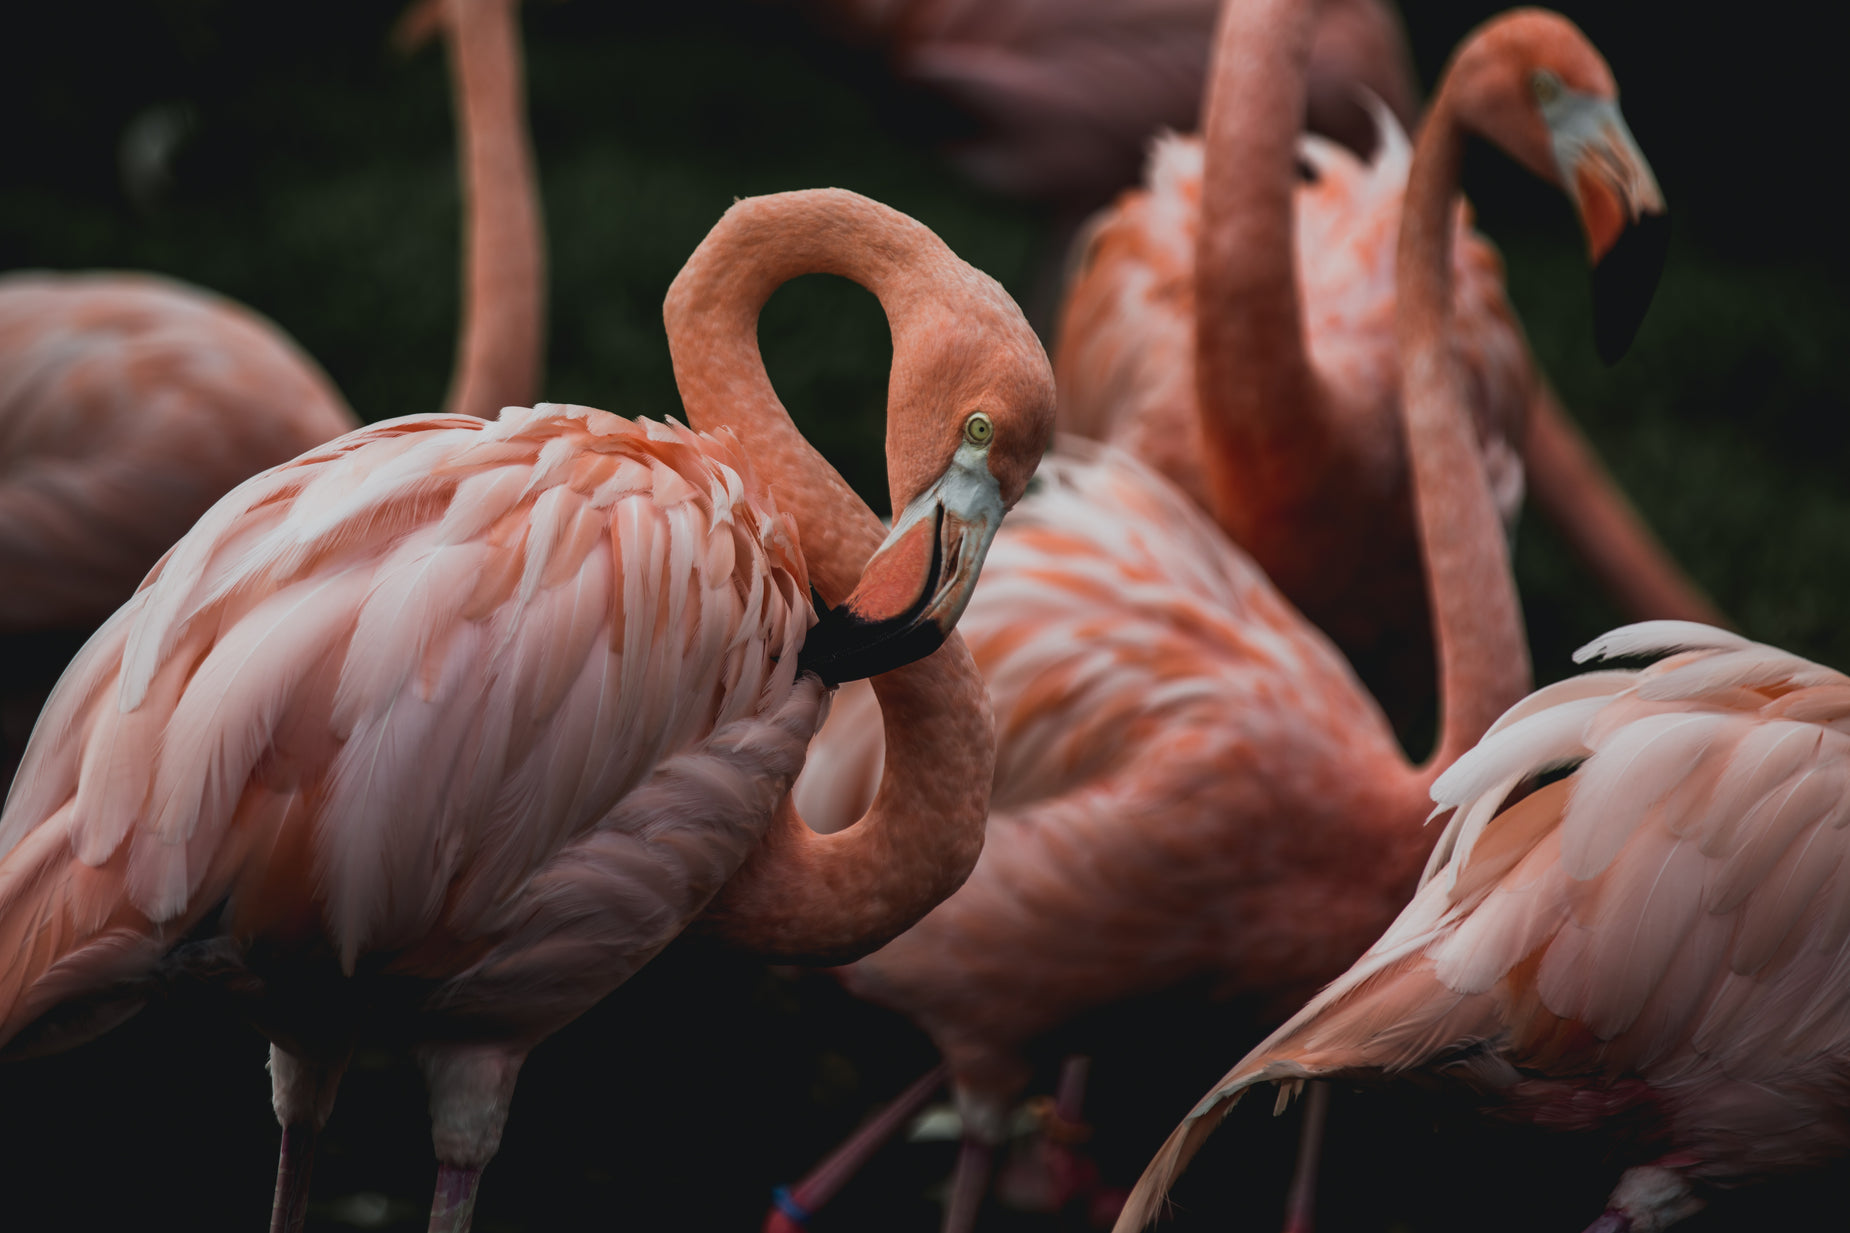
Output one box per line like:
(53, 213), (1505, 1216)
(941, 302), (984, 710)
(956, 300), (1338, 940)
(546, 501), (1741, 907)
(1531, 70), (1563, 105)
(964, 412), (994, 446)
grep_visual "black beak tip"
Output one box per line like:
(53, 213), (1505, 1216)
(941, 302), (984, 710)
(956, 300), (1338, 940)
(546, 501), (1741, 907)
(1590, 209), (1671, 365)
(796, 600), (948, 688)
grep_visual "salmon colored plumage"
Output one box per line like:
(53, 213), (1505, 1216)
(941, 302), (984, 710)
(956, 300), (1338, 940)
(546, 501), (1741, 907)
(1054, 0), (1716, 724)
(1120, 620), (1850, 1233)
(771, 10), (1671, 1231)
(0, 188), (1056, 1233)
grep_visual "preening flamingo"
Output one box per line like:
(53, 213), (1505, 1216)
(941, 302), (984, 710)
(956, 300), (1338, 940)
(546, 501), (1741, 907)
(1117, 618), (1850, 1233)
(1054, 0), (1713, 728)
(797, 0), (1418, 206)
(765, 11), (1666, 1231)
(0, 188), (1055, 1233)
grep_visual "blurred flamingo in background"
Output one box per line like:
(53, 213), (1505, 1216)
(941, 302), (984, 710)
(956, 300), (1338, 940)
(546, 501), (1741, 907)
(1119, 616), (1850, 1233)
(796, 0), (1417, 207)
(1055, 0), (1718, 729)
(0, 188), (1056, 1233)
(764, 11), (1668, 1231)
(0, 0), (546, 789)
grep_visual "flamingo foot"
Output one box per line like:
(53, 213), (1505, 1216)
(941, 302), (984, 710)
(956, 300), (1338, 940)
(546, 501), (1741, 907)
(761, 1061), (950, 1232)
(269, 1122), (318, 1233)
(1280, 1081), (1332, 1233)
(428, 1164), (483, 1233)
(1580, 1165), (1704, 1233)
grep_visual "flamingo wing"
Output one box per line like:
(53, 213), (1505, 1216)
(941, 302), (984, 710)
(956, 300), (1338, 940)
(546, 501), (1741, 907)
(1124, 623), (1850, 1223)
(0, 403), (820, 1051)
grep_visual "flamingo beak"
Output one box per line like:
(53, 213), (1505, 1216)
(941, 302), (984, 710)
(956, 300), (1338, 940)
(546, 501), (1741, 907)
(1542, 91), (1669, 362)
(797, 439), (1006, 686)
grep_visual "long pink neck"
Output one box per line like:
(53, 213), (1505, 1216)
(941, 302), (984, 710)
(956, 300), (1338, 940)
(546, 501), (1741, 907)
(1193, 0), (1329, 542)
(666, 191), (993, 962)
(1399, 91), (1531, 775)
(439, 0), (544, 419)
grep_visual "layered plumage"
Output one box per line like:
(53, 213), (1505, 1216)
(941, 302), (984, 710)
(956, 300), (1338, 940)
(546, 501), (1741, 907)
(804, 441), (1436, 1094)
(1057, 117), (1528, 529)
(0, 186), (1058, 1233)
(1120, 621), (1850, 1232)
(1055, 0), (1714, 727)
(0, 406), (817, 1057)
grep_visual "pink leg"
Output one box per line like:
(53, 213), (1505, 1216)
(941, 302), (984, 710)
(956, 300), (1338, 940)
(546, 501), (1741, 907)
(942, 1137), (996, 1233)
(428, 1165), (484, 1233)
(1280, 1082), (1331, 1233)
(269, 1044), (347, 1233)
(763, 1062), (950, 1232)
(269, 1123), (318, 1233)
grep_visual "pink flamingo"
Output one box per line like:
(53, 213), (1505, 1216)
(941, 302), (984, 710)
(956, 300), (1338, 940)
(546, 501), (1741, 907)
(765, 10), (1664, 1231)
(796, 0), (1419, 205)
(0, 0), (541, 640)
(0, 188), (1055, 1233)
(1116, 614), (1850, 1231)
(1054, 0), (1716, 726)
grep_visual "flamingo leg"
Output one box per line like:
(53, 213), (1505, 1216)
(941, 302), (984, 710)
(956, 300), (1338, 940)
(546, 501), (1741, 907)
(1280, 1082), (1331, 1233)
(269, 1122), (318, 1233)
(763, 1062), (950, 1232)
(942, 1137), (996, 1233)
(428, 1165), (484, 1233)
(268, 1044), (349, 1233)
(420, 1045), (526, 1233)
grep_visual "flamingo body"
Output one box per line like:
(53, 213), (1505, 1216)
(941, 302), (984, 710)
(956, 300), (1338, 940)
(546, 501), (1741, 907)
(0, 403), (820, 1062)
(799, 441), (1432, 1118)
(0, 272), (357, 634)
(1056, 118), (1530, 694)
(1123, 621), (1850, 1230)
(806, 0), (1417, 203)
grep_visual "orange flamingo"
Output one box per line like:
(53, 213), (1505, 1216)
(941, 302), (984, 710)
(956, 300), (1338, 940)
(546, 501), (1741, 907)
(1054, 0), (1715, 726)
(765, 11), (1664, 1231)
(1118, 614), (1850, 1233)
(0, 188), (1055, 1233)
(0, 0), (541, 640)
(799, 0), (1418, 206)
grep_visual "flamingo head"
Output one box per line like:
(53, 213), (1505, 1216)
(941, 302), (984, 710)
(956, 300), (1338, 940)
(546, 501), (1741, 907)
(800, 265), (1055, 686)
(1446, 9), (1668, 360)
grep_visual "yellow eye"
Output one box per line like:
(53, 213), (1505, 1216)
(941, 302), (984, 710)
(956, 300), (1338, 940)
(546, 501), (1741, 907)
(964, 412), (995, 446)
(1531, 70), (1563, 105)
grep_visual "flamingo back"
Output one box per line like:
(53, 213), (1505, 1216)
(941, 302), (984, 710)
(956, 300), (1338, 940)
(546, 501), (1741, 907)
(802, 443), (1422, 1098)
(1055, 112), (1530, 526)
(1130, 622), (1850, 1219)
(0, 404), (823, 1053)
(0, 272), (358, 632)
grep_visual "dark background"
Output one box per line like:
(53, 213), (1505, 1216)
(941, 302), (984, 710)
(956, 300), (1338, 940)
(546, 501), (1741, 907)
(1, 1), (1845, 1229)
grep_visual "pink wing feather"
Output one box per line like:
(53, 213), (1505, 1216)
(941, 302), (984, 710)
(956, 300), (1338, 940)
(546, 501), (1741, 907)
(1120, 624), (1850, 1228)
(0, 403), (822, 1050)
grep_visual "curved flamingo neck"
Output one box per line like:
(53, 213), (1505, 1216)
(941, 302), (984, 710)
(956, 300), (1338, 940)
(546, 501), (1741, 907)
(1399, 95), (1531, 775)
(665, 191), (995, 961)
(441, 0), (545, 420)
(1193, 0), (1328, 537)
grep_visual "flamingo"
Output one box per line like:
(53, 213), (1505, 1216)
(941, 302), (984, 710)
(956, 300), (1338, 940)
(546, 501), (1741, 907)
(1054, 0), (1716, 729)
(797, 0), (1417, 207)
(0, 188), (1056, 1233)
(1114, 617), (1850, 1233)
(763, 10), (1664, 1231)
(0, 0), (544, 788)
